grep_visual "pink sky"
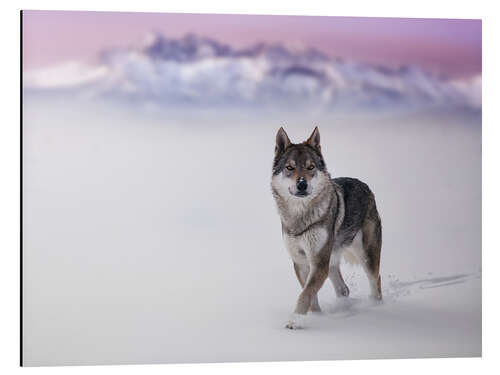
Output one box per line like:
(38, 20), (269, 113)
(22, 10), (481, 78)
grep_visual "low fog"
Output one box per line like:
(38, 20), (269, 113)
(22, 96), (481, 365)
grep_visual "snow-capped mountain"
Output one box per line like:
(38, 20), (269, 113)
(24, 33), (481, 111)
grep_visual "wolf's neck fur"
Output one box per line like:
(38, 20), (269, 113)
(272, 176), (336, 236)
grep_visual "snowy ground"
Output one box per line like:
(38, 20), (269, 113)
(22, 97), (481, 366)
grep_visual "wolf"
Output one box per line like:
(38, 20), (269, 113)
(271, 127), (382, 329)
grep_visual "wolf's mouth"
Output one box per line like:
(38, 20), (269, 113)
(289, 187), (309, 197)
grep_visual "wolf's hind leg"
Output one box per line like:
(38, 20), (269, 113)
(293, 263), (321, 312)
(362, 261), (381, 300)
(362, 213), (382, 300)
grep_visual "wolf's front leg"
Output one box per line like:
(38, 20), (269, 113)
(286, 262), (329, 329)
(293, 262), (321, 312)
(329, 265), (350, 298)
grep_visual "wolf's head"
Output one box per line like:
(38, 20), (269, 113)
(271, 127), (331, 200)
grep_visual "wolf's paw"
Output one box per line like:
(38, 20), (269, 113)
(337, 284), (350, 298)
(285, 313), (306, 329)
(340, 285), (350, 297)
(285, 321), (302, 330)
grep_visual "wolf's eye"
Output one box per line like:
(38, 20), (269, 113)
(286, 165), (295, 171)
(307, 165), (315, 170)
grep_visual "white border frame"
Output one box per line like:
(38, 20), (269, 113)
(2, 1), (497, 374)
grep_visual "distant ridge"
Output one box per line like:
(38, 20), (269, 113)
(24, 33), (482, 111)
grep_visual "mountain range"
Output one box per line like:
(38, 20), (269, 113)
(24, 33), (481, 111)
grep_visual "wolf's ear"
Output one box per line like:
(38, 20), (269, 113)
(306, 126), (321, 151)
(275, 127), (291, 155)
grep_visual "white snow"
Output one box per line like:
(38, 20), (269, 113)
(22, 97), (481, 366)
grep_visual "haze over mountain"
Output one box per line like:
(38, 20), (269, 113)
(24, 33), (481, 111)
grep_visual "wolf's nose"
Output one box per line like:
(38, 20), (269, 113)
(297, 178), (308, 192)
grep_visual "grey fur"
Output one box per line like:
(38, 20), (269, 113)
(271, 127), (382, 329)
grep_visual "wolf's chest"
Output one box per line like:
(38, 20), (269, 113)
(283, 227), (329, 264)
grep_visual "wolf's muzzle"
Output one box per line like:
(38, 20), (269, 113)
(296, 177), (308, 194)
